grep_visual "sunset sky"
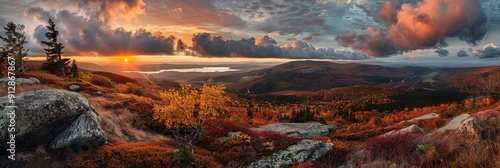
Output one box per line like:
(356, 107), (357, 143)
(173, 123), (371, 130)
(0, 0), (499, 62)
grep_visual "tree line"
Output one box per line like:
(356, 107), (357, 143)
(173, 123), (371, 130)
(0, 19), (78, 78)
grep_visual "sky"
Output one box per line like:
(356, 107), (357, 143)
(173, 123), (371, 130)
(0, 0), (499, 63)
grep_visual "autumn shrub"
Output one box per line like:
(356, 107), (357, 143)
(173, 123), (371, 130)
(249, 130), (300, 155)
(316, 140), (354, 167)
(365, 132), (420, 162)
(292, 162), (315, 168)
(204, 119), (250, 138)
(416, 117), (447, 131)
(23, 70), (63, 84)
(251, 110), (279, 125)
(64, 141), (177, 168)
(212, 137), (259, 166)
(154, 82), (230, 153)
(125, 82), (145, 96)
(127, 98), (166, 133)
(87, 74), (113, 88)
(202, 119), (300, 166)
(191, 148), (224, 168)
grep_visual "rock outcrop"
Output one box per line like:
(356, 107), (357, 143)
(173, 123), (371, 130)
(250, 122), (337, 139)
(69, 85), (81, 91)
(383, 124), (424, 137)
(0, 77), (40, 86)
(247, 140), (333, 168)
(399, 113), (439, 124)
(456, 117), (484, 136)
(0, 89), (106, 150)
(436, 114), (471, 132)
(435, 113), (484, 136)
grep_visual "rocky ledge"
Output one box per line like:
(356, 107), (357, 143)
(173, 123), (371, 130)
(247, 139), (333, 168)
(0, 89), (107, 151)
(250, 121), (337, 139)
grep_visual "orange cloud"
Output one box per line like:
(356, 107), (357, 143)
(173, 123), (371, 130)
(386, 0), (485, 50)
(337, 0), (487, 57)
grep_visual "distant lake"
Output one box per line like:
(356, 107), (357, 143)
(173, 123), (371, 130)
(123, 67), (240, 74)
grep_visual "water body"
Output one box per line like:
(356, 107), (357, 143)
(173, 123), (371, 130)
(123, 67), (240, 74)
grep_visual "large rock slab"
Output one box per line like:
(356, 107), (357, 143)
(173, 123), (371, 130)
(246, 140), (333, 168)
(434, 113), (484, 136)
(383, 124), (424, 137)
(50, 109), (107, 149)
(250, 122), (336, 139)
(436, 114), (471, 132)
(0, 89), (106, 150)
(457, 117), (484, 136)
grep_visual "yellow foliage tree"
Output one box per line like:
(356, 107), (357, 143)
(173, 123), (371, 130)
(154, 80), (230, 153)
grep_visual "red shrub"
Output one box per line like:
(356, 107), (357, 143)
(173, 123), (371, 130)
(365, 132), (421, 162)
(202, 119), (300, 166)
(23, 70), (63, 84)
(317, 140), (353, 167)
(204, 119), (252, 138)
(65, 141), (176, 168)
(472, 110), (500, 119)
(292, 162), (315, 168)
(248, 130), (300, 155)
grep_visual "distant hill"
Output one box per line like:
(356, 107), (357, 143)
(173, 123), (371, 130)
(197, 61), (433, 93)
(92, 71), (138, 84)
(436, 66), (500, 92)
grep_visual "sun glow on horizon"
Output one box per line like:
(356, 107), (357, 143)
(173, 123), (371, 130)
(124, 57), (129, 63)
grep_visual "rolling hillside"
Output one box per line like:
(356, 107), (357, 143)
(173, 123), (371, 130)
(195, 61), (434, 93)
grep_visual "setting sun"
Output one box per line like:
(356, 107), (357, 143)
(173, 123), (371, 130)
(123, 57), (129, 63)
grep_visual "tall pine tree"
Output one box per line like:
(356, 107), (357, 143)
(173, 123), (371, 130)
(41, 19), (64, 62)
(41, 19), (70, 76)
(0, 21), (29, 73)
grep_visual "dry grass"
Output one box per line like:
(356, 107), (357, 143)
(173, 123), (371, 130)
(88, 96), (169, 143)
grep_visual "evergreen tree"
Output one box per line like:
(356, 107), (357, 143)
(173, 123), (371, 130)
(70, 59), (79, 78)
(41, 19), (64, 62)
(40, 19), (69, 76)
(0, 21), (29, 73)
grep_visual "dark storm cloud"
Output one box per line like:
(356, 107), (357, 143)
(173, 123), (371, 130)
(473, 43), (500, 58)
(191, 33), (367, 60)
(434, 48), (449, 57)
(337, 0), (488, 57)
(335, 28), (400, 57)
(33, 24), (48, 45)
(26, 7), (55, 22)
(26, 5), (176, 56)
(457, 50), (469, 57)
